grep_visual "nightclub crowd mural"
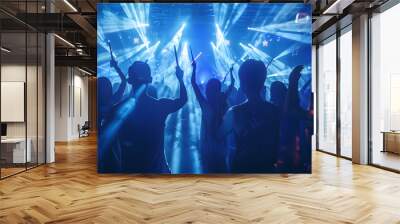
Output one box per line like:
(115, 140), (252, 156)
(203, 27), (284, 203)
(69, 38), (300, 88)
(97, 3), (313, 174)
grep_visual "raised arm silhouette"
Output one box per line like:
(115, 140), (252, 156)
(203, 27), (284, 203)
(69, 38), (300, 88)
(191, 59), (234, 173)
(275, 65), (313, 172)
(99, 59), (187, 173)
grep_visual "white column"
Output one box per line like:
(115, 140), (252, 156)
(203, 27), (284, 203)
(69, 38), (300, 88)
(46, 33), (55, 163)
(352, 14), (369, 164)
(45, 0), (56, 163)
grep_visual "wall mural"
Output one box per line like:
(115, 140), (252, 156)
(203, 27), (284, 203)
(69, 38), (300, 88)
(97, 3), (313, 174)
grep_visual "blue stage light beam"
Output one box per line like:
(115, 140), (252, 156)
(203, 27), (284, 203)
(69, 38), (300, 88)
(170, 109), (183, 173)
(213, 4), (228, 30)
(113, 43), (147, 64)
(211, 42), (235, 67)
(272, 4), (297, 23)
(135, 41), (160, 62)
(214, 3), (247, 35)
(248, 17), (311, 44)
(120, 3), (150, 49)
(239, 43), (260, 60)
(101, 10), (149, 34)
(253, 17), (310, 33)
(155, 23), (187, 83)
(164, 23), (186, 51)
(179, 42), (191, 76)
(211, 42), (234, 78)
(212, 24), (235, 78)
(248, 43), (289, 71)
(187, 89), (202, 173)
(274, 44), (302, 60)
(222, 3), (247, 34)
(98, 85), (146, 154)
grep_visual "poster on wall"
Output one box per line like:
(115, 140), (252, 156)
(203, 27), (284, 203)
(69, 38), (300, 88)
(97, 3), (313, 174)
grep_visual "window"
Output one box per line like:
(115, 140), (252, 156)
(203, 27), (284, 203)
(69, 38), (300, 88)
(339, 28), (352, 158)
(370, 3), (400, 171)
(317, 36), (337, 154)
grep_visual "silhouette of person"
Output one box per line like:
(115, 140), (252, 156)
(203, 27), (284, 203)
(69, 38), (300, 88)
(100, 61), (188, 173)
(97, 56), (129, 172)
(191, 61), (234, 173)
(219, 59), (280, 173)
(270, 81), (287, 111)
(269, 81), (288, 170)
(98, 56), (127, 128)
(278, 65), (311, 172)
(229, 84), (267, 107)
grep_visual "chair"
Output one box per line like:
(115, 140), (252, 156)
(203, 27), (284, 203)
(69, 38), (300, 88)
(78, 121), (90, 138)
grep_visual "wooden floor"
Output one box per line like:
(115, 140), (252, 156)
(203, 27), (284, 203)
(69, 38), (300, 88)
(1, 136), (400, 224)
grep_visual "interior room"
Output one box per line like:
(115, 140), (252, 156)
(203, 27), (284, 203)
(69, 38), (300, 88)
(370, 2), (400, 171)
(0, 8), (46, 178)
(0, 0), (400, 223)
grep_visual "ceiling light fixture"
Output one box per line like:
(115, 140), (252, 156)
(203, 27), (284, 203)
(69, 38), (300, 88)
(63, 0), (78, 12)
(1, 47), (11, 53)
(78, 67), (93, 76)
(322, 0), (354, 15)
(54, 34), (75, 48)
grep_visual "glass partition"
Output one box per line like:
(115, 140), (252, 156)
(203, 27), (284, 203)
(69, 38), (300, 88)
(1, 30), (28, 177)
(27, 31), (38, 169)
(317, 36), (337, 154)
(0, 1), (46, 179)
(339, 28), (352, 158)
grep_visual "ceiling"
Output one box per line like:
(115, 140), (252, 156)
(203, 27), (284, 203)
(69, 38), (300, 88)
(0, 0), (390, 75)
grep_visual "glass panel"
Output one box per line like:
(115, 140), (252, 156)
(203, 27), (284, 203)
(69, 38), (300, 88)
(1, 31), (27, 177)
(27, 31), (38, 169)
(0, 1), (46, 178)
(317, 37), (337, 154)
(371, 4), (400, 171)
(26, 0), (39, 170)
(339, 29), (352, 158)
(38, 32), (45, 165)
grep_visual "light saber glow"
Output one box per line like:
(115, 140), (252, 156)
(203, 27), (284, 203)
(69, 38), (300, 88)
(189, 46), (202, 65)
(194, 52), (202, 62)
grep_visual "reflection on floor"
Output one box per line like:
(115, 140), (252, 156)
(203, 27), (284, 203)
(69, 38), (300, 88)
(1, 168), (25, 178)
(0, 163), (42, 178)
(373, 150), (400, 171)
(0, 136), (400, 223)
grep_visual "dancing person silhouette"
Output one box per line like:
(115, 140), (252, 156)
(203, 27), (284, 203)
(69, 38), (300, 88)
(270, 81), (288, 111)
(99, 59), (187, 173)
(98, 42), (127, 128)
(97, 42), (130, 172)
(278, 65), (311, 172)
(219, 59), (280, 173)
(191, 55), (235, 173)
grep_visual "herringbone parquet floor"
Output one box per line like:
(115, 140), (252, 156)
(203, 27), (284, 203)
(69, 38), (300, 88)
(1, 135), (400, 224)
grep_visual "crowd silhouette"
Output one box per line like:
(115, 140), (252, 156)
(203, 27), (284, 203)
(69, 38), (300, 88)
(98, 44), (312, 174)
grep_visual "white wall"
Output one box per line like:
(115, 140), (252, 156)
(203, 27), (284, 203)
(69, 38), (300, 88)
(54, 67), (89, 141)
